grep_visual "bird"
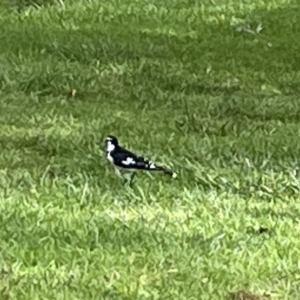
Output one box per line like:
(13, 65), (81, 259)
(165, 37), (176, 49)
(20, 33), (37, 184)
(104, 135), (177, 186)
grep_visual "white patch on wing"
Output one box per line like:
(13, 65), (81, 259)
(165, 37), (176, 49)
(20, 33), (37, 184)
(149, 161), (157, 169)
(122, 157), (136, 166)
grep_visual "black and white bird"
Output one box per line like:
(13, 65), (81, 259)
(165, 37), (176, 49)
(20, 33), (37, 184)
(105, 135), (177, 185)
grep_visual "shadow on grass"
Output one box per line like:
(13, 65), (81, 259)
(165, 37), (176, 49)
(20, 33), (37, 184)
(0, 2), (299, 96)
(0, 2), (298, 125)
(5, 0), (56, 10)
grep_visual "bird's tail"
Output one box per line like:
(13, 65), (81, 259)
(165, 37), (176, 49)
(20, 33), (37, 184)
(159, 167), (178, 178)
(147, 161), (177, 178)
(135, 156), (177, 178)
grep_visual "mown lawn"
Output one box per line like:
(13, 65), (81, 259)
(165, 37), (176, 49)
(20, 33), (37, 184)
(0, 0), (300, 299)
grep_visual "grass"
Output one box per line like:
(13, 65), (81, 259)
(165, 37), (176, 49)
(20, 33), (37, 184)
(0, 0), (300, 298)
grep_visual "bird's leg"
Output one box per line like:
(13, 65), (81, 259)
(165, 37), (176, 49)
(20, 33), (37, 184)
(115, 168), (122, 178)
(114, 168), (131, 187)
(122, 171), (136, 188)
(128, 172), (136, 187)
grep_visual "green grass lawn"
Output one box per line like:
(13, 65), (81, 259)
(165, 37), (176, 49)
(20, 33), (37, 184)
(0, 0), (300, 299)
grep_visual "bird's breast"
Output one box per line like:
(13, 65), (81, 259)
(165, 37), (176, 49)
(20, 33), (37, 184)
(106, 151), (114, 163)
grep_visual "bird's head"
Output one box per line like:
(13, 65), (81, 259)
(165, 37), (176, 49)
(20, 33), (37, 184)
(105, 135), (119, 151)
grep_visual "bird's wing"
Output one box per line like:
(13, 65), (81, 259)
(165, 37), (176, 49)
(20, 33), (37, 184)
(112, 147), (140, 168)
(134, 156), (157, 170)
(112, 146), (154, 170)
(135, 157), (175, 176)
(113, 147), (176, 177)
